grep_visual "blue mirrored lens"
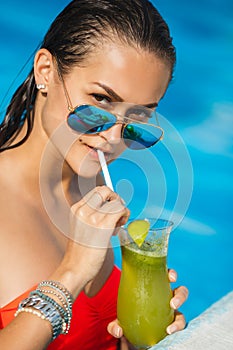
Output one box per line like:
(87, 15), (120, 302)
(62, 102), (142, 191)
(123, 123), (162, 149)
(67, 105), (116, 133)
(67, 105), (162, 149)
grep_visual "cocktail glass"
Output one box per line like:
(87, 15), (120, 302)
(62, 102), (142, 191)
(117, 218), (174, 349)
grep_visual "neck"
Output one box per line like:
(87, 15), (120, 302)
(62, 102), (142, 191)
(0, 96), (78, 204)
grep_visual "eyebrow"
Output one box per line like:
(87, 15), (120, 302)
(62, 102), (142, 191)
(94, 82), (158, 108)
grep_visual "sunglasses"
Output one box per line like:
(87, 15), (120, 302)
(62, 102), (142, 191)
(56, 63), (164, 150)
(67, 104), (164, 150)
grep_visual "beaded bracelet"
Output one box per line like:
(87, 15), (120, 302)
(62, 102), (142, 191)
(15, 294), (64, 339)
(38, 281), (73, 332)
(15, 307), (47, 321)
(30, 290), (67, 320)
(37, 288), (69, 313)
(37, 288), (72, 330)
(31, 290), (71, 334)
(38, 280), (73, 308)
(15, 281), (74, 340)
(38, 285), (73, 317)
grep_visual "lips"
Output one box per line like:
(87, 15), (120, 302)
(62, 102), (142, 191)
(84, 143), (112, 161)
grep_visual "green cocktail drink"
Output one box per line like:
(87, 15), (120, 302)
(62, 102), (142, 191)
(117, 219), (174, 349)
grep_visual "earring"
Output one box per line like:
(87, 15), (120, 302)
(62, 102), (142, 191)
(36, 84), (46, 90)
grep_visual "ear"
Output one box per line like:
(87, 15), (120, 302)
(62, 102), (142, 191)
(34, 49), (55, 93)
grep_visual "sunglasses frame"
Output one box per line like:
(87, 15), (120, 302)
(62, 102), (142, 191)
(67, 104), (164, 149)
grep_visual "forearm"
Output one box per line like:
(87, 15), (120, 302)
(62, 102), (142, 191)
(0, 187), (128, 349)
(0, 268), (85, 349)
(0, 311), (52, 350)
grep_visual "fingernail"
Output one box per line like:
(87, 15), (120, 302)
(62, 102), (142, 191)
(167, 324), (177, 335)
(114, 326), (122, 338)
(171, 298), (180, 309)
(169, 272), (176, 282)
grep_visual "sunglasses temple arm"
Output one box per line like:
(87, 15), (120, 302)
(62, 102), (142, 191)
(55, 60), (74, 112)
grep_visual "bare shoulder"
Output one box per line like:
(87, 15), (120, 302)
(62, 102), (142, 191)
(0, 160), (65, 306)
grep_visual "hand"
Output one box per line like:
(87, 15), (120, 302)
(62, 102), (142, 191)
(53, 186), (130, 298)
(166, 269), (189, 334)
(107, 269), (188, 349)
(69, 186), (129, 248)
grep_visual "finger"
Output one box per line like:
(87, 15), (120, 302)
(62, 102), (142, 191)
(120, 337), (129, 350)
(116, 208), (130, 227)
(100, 197), (127, 216)
(85, 191), (104, 208)
(112, 212), (130, 236)
(170, 286), (189, 309)
(72, 186), (119, 213)
(166, 311), (186, 334)
(92, 186), (119, 204)
(168, 269), (177, 283)
(107, 320), (123, 338)
(99, 201), (129, 228)
(120, 337), (136, 350)
(70, 191), (112, 224)
(74, 186), (119, 208)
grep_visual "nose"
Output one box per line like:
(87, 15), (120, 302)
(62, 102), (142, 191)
(100, 124), (123, 145)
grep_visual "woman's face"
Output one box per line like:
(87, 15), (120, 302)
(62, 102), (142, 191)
(41, 41), (171, 178)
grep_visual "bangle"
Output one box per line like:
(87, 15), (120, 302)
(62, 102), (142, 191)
(15, 295), (64, 339)
(15, 280), (74, 339)
(38, 288), (69, 313)
(31, 290), (71, 334)
(38, 280), (73, 305)
(38, 284), (73, 314)
(38, 280), (73, 333)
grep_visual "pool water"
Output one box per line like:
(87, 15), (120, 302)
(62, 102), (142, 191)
(0, 0), (232, 323)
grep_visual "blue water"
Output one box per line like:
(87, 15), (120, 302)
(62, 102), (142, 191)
(0, 0), (232, 323)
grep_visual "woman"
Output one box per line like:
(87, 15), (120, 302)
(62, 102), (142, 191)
(0, 0), (188, 349)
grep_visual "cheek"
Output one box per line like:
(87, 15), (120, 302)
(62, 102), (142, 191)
(111, 141), (127, 160)
(66, 141), (102, 178)
(41, 104), (68, 141)
(40, 87), (69, 137)
(41, 110), (79, 164)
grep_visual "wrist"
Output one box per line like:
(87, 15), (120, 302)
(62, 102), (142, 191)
(49, 267), (86, 300)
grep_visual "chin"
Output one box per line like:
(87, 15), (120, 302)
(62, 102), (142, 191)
(73, 161), (101, 179)
(75, 166), (101, 196)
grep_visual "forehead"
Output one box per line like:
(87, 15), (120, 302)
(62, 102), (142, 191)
(70, 41), (171, 104)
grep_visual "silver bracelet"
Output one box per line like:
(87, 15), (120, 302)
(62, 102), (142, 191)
(37, 288), (72, 332)
(16, 294), (64, 339)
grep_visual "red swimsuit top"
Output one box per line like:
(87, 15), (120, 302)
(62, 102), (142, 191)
(0, 265), (121, 350)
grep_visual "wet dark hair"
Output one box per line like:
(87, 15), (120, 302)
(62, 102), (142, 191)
(0, 0), (176, 152)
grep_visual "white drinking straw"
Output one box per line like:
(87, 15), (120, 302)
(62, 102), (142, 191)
(97, 149), (114, 191)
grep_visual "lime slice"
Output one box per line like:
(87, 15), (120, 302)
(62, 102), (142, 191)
(128, 219), (150, 247)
